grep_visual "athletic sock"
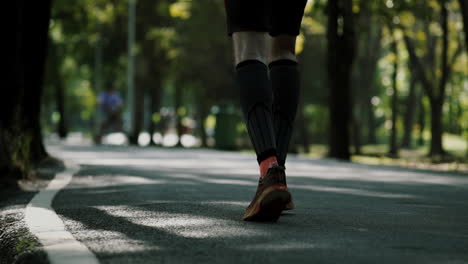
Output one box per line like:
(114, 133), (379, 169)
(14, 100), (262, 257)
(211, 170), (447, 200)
(259, 156), (278, 178)
(269, 59), (300, 166)
(235, 60), (277, 164)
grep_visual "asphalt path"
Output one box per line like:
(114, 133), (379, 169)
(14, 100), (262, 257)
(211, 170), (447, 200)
(46, 143), (468, 264)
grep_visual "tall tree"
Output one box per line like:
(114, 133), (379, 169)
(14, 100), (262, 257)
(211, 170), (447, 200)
(417, 98), (426, 146)
(129, 80), (145, 145)
(49, 42), (68, 139)
(327, 0), (356, 160)
(171, 0), (235, 148)
(352, 1), (382, 152)
(401, 77), (418, 148)
(140, 1), (171, 146)
(174, 82), (184, 147)
(388, 26), (399, 157)
(296, 96), (310, 154)
(1, 0), (53, 188)
(402, 0), (462, 156)
(459, 0), (468, 54)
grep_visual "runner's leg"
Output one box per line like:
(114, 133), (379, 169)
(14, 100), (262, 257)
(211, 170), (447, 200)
(269, 0), (307, 166)
(225, 0), (291, 222)
(225, 0), (277, 170)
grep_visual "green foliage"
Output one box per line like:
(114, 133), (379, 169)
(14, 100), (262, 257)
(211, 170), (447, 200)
(43, 0), (467, 159)
(169, 0), (235, 103)
(304, 104), (329, 143)
(15, 232), (38, 254)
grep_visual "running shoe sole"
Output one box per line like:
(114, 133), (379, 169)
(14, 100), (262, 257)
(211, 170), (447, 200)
(243, 185), (291, 222)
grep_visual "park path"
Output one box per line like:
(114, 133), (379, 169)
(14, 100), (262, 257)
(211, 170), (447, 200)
(44, 142), (468, 264)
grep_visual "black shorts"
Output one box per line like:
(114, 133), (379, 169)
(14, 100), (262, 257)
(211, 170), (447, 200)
(224, 0), (307, 37)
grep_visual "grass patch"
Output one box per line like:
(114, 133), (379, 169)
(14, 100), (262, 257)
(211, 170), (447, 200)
(304, 133), (467, 173)
(15, 232), (38, 254)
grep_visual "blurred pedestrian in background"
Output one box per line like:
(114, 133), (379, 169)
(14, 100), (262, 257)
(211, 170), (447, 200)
(95, 87), (123, 144)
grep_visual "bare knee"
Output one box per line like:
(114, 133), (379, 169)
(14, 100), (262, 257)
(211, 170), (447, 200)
(270, 35), (297, 62)
(232, 32), (269, 65)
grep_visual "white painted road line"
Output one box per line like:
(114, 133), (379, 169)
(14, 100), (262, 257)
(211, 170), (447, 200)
(25, 162), (99, 264)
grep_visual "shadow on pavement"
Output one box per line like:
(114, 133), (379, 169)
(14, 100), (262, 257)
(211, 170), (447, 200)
(49, 161), (468, 264)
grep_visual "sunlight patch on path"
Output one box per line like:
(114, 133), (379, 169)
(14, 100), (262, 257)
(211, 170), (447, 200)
(95, 205), (268, 239)
(290, 184), (417, 199)
(70, 174), (167, 189)
(59, 216), (161, 254)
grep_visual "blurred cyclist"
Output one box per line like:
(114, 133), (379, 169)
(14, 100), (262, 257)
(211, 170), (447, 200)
(95, 87), (123, 144)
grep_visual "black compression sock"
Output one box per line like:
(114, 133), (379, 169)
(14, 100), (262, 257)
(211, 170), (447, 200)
(236, 60), (277, 164)
(269, 59), (300, 166)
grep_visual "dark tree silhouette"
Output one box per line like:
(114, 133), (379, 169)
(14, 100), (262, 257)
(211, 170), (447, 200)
(130, 79), (145, 145)
(175, 83), (184, 147)
(351, 1), (382, 153)
(148, 72), (163, 146)
(49, 42), (68, 139)
(417, 99), (426, 146)
(459, 0), (468, 54)
(1, 0), (54, 188)
(388, 26), (399, 157)
(401, 77), (418, 149)
(327, 0), (356, 160)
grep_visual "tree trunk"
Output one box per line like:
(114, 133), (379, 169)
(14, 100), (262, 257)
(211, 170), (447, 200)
(197, 104), (209, 148)
(367, 101), (377, 144)
(401, 78), (418, 148)
(352, 1), (381, 149)
(56, 84), (67, 139)
(458, 0), (468, 54)
(401, 0), (451, 158)
(148, 75), (162, 146)
(459, 0), (467, 157)
(49, 42), (68, 139)
(447, 84), (454, 133)
(1, 0), (52, 188)
(297, 100), (310, 154)
(0, 1), (23, 188)
(429, 99), (444, 156)
(402, 33), (432, 148)
(129, 82), (144, 145)
(175, 84), (183, 147)
(55, 61), (68, 139)
(417, 99), (426, 146)
(22, 0), (52, 164)
(351, 68), (362, 154)
(388, 35), (399, 157)
(327, 0), (355, 160)
(364, 25), (382, 145)
(148, 88), (156, 146)
(428, 0), (449, 156)
(352, 112), (362, 155)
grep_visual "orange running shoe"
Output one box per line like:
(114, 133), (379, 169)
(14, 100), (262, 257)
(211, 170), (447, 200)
(243, 166), (291, 222)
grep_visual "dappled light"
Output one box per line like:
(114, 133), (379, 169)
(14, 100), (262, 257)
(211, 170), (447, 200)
(35, 143), (468, 262)
(2, 0), (468, 263)
(48, 144), (468, 189)
(98, 206), (268, 239)
(291, 184), (417, 199)
(61, 215), (162, 253)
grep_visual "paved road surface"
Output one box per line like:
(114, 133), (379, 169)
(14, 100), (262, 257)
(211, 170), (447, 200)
(46, 143), (468, 264)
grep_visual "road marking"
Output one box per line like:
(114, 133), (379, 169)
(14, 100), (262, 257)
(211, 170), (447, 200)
(25, 162), (99, 264)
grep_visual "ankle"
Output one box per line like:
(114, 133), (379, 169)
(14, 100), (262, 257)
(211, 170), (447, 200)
(259, 156), (278, 178)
